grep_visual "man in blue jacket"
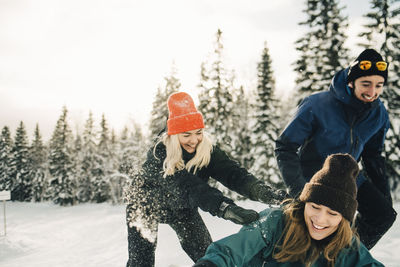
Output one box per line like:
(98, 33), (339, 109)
(275, 48), (397, 249)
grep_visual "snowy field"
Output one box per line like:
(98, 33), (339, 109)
(0, 201), (399, 267)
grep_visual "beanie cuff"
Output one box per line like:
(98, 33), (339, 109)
(300, 183), (358, 222)
(167, 112), (204, 135)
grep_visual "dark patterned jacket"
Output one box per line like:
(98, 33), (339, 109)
(127, 142), (261, 223)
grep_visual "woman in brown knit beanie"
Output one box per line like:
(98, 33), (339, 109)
(194, 153), (384, 267)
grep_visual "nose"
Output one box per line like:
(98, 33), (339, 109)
(314, 211), (328, 225)
(366, 85), (378, 96)
(189, 135), (199, 144)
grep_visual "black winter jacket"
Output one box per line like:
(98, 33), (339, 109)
(127, 142), (261, 223)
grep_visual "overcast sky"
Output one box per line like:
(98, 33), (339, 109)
(0, 0), (370, 140)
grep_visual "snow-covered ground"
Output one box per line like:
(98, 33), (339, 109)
(0, 201), (399, 267)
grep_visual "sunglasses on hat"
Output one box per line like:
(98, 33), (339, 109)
(351, 60), (388, 71)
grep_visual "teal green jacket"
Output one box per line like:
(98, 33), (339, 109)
(198, 208), (384, 266)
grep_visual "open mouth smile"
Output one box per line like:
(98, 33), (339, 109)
(312, 221), (327, 230)
(362, 94), (375, 101)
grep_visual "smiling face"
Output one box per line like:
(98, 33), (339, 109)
(349, 75), (384, 103)
(177, 128), (203, 153)
(304, 202), (343, 240)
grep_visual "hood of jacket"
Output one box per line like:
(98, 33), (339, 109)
(329, 68), (381, 111)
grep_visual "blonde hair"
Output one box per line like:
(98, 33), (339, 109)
(154, 131), (213, 178)
(273, 200), (356, 267)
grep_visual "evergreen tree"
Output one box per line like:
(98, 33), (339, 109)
(0, 126), (13, 191)
(118, 123), (147, 176)
(293, 0), (349, 103)
(77, 111), (97, 203)
(92, 113), (112, 203)
(9, 121), (31, 201)
(30, 124), (48, 202)
(72, 132), (84, 203)
(98, 114), (111, 151)
(148, 63), (181, 139)
(198, 29), (236, 154)
(250, 43), (284, 188)
(197, 29), (240, 199)
(230, 86), (253, 171)
(112, 123), (146, 204)
(148, 87), (165, 139)
(48, 106), (76, 205)
(358, 0), (400, 196)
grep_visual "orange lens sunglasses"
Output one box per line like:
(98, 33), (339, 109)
(357, 60), (388, 71)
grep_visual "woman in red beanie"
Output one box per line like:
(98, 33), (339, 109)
(125, 92), (286, 267)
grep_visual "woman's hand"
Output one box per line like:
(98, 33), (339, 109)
(220, 203), (259, 225)
(251, 182), (289, 204)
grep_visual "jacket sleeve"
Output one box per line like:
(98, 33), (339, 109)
(337, 239), (385, 267)
(174, 169), (234, 216)
(206, 146), (263, 199)
(197, 227), (266, 266)
(360, 119), (391, 202)
(197, 209), (278, 266)
(275, 97), (316, 197)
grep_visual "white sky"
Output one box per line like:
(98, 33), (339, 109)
(0, 0), (369, 140)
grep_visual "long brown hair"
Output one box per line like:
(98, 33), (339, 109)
(273, 200), (356, 267)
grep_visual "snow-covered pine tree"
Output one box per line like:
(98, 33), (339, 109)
(0, 126), (13, 191)
(29, 124), (48, 202)
(118, 126), (132, 176)
(113, 122), (146, 204)
(108, 128), (125, 204)
(358, 0), (400, 197)
(250, 43), (284, 188)
(148, 63), (181, 139)
(118, 122), (147, 177)
(230, 86), (253, 171)
(293, 0), (349, 103)
(92, 114), (112, 203)
(48, 106), (77, 206)
(197, 29), (240, 199)
(72, 132), (84, 203)
(77, 111), (97, 203)
(148, 87), (166, 139)
(9, 121), (31, 201)
(198, 29), (235, 155)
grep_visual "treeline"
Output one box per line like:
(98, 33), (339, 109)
(0, 109), (148, 205)
(1, 0), (399, 204)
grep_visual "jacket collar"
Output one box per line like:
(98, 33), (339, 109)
(181, 147), (195, 163)
(329, 68), (380, 113)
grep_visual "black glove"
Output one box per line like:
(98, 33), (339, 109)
(251, 182), (289, 205)
(220, 202), (259, 225)
(193, 260), (218, 267)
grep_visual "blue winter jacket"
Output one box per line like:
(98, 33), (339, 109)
(275, 68), (390, 196)
(197, 208), (384, 267)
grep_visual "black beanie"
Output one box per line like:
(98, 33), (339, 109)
(347, 48), (388, 85)
(299, 153), (359, 222)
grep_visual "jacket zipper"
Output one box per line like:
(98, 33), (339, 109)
(350, 117), (356, 154)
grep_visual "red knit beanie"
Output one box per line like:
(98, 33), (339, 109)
(167, 92), (205, 135)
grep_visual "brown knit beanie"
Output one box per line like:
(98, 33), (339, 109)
(299, 153), (359, 222)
